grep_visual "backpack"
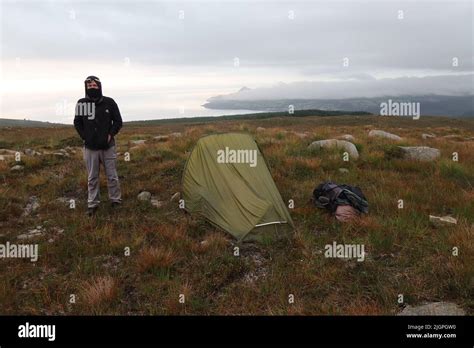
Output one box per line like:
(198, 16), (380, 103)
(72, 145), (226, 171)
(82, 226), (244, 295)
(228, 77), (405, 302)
(313, 181), (369, 214)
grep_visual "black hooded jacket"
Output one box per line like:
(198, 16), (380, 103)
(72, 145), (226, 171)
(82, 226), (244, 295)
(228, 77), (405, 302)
(73, 76), (123, 150)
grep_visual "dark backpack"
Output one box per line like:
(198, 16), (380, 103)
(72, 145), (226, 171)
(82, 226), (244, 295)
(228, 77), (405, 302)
(313, 181), (369, 214)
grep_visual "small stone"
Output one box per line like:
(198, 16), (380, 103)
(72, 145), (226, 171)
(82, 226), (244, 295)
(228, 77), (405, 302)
(154, 135), (169, 141)
(131, 139), (146, 145)
(422, 133), (436, 139)
(0, 149), (17, 155)
(368, 130), (402, 141)
(399, 146), (440, 161)
(137, 191), (152, 201)
(338, 134), (355, 142)
(429, 215), (457, 227)
(22, 196), (40, 216)
(150, 199), (165, 208)
(10, 165), (24, 171)
(24, 148), (36, 156)
(294, 132), (309, 139)
(18, 228), (44, 240)
(256, 127), (265, 132)
(338, 168), (349, 174)
(308, 139), (359, 160)
(170, 192), (180, 202)
(398, 302), (465, 316)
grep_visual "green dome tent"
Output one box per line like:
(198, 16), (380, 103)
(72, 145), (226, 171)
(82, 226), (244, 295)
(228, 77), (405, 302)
(182, 133), (294, 242)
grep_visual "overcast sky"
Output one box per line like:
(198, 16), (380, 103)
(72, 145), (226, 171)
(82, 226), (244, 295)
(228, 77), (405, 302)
(0, 0), (472, 122)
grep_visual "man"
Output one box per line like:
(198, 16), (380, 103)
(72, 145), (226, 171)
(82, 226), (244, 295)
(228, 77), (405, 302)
(74, 75), (123, 216)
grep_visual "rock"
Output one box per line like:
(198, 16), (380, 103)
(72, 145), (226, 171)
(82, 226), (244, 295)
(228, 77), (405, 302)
(398, 302), (465, 316)
(169, 132), (182, 138)
(22, 196), (40, 216)
(0, 149), (17, 155)
(137, 191), (152, 201)
(294, 132), (309, 139)
(170, 192), (181, 202)
(18, 227), (44, 240)
(256, 127), (265, 132)
(422, 133), (436, 139)
(53, 152), (66, 157)
(308, 139), (359, 160)
(150, 199), (165, 208)
(399, 146), (440, 161)
(154, 135), (169, 142)
(338, 168), (349, 174)
(24, 148), (36, 156)
(131, 139), (146, 145)
(0, 155), (5, 161)
(338, 134), (355, 142)
(56, 197), (75, 206)
(242, 249), (267, 284)
(429, 215), (457, 227)
(368, 130), (402, 141)
(10, 165), (24, 171)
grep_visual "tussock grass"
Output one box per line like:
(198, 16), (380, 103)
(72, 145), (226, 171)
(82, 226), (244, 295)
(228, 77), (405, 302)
(0, 115), (473, 314)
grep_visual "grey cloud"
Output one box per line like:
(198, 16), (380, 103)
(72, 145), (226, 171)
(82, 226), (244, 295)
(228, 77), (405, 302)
(211, 74), (474, 100)
(2, 1), (472, 71)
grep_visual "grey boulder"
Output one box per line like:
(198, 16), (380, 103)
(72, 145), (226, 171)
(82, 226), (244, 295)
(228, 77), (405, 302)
(308, 139), (359, 160)
(399, 146), (440, 161)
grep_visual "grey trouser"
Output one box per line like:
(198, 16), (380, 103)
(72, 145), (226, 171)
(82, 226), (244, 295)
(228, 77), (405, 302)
(83, 145), (121, 208)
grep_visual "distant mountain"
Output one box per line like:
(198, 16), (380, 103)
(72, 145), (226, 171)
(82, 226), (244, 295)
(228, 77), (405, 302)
(0, 118), (65, 127)
(203, 95), (474, 117)
(238, 86), (251, 93)
(125, 109), (372, 126)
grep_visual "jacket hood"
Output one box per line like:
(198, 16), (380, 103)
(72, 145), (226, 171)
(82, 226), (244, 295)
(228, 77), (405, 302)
(84, 75), (103, 101)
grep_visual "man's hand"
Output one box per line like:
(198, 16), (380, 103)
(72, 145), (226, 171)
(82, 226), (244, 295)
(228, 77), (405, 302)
(108, 134), (112, 143)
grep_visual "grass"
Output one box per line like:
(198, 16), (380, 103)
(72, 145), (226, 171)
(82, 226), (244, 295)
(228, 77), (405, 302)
(0, 114), (473, 315)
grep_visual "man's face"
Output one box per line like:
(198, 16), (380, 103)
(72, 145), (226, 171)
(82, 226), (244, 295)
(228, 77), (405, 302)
(86, 80), (99, 89)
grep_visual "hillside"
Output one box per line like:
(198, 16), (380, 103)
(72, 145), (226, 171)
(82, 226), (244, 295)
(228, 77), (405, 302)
(0, 118), (65, 128)
(0, 114), (472, 315)
(203, 95), (474, 117)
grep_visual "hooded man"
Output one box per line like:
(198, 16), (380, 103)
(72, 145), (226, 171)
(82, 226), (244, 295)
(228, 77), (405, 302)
(74, 76), (123, 216)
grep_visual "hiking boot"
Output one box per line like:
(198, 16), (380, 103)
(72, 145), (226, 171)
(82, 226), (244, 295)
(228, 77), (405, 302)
(86, 206), (98, 217)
